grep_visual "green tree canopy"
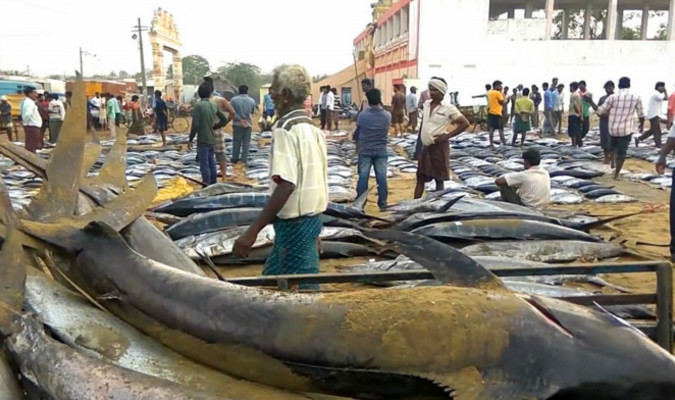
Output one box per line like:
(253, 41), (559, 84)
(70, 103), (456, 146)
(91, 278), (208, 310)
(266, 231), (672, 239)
(182, 55), (211, 85)
(118, 70), (130, 79)
(217, 62), (262, 93)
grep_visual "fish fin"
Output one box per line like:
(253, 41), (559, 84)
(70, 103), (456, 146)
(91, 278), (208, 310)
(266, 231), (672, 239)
(579, 210), (643, 231)
(84, 128), (127, 190)
(80, 143), (102, 179)
(361, 230), (504, 290)
(27, 80), (87, 220)
(438, 194), (465, 213)
(351, 186), (373, 211)
(0, 138), (47, 178)
(20, 174), (157, 245)
(0, 176), (28, 335)
(421, 368), (486, 400)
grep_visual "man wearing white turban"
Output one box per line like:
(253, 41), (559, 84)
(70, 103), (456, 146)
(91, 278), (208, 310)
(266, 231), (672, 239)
(414, 77), (470, 199)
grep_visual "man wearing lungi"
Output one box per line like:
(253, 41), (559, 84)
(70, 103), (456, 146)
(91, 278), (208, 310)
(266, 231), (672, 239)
(233, 64), (328, 290)
(413, 77), (470, 199)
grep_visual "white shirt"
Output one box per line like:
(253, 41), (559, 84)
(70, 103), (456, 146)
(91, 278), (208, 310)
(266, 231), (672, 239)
(270, 109), (328, 219)
(326, 91), (335, 111)
(647, 91), (666, 120)
(420, 100), (462, 146)
(20, 98), (42, 127)
(503, 166), (551, 209)
(48, 99), (66, 121)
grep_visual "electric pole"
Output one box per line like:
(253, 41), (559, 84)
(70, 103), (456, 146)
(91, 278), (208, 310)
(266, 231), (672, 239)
(132, 18), (149, 108)
(79, 47), (97, 77)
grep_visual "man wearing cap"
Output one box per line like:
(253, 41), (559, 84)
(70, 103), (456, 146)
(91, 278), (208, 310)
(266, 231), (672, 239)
(0, 96), (13, 141)
(496, 148), (551, 209)
(414, 77), (470, 199)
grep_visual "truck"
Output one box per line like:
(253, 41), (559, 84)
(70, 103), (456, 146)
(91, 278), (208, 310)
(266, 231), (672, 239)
(65, 80), (126, 98)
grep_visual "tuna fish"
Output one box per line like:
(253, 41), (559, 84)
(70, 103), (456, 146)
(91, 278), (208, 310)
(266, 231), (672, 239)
(461, 240), (624, 262)
(26, 223), (675, 399)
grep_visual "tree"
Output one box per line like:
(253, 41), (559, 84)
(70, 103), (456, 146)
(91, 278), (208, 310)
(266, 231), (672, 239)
(108, 71), (118, 78)
(133, 69), (152, 81)
(118, 70), (130, 79)
(182, 55), (211, 85)
(47, 74), (63, 80)
(313, 74), (329, 83)
(217, 62), (263, 93)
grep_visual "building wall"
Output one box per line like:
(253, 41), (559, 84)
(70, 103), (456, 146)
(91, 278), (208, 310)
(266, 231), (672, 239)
(312, 59), (367, 106)
(416, 0), (675, 106)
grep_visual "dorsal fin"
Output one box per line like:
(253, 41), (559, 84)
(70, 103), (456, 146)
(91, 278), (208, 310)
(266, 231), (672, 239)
(27, 79), (87, 220)
(85, 128), (127, 190)
(362, 230), (504, 290)
(81, 143), (102, 179)
(351, 186), (373, 211)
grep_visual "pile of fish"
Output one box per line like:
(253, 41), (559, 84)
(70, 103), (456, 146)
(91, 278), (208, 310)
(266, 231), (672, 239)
(1, 83), (674, 400)
(396, 132), (635, 204)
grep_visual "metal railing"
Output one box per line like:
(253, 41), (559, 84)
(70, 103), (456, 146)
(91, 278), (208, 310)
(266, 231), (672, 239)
(227, 261), (673, 352)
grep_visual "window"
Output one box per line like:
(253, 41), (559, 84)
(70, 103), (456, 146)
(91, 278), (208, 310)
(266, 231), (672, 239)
(394, 12), (401, 39)
(341, 88), (352, 107)
(401, 6), (409, 34)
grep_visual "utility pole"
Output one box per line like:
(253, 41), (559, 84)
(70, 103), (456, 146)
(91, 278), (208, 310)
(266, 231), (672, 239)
(132, 18), (149, 108)
(79, 47), (97, 77)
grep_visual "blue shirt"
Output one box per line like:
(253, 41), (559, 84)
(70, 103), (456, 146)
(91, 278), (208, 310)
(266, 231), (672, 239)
(356, 106), (391, 155)
(263, 93), (274, 111)
(154, 99), (167, 121)
(544, 89), (554, 110)
(230, 94), (257, 127)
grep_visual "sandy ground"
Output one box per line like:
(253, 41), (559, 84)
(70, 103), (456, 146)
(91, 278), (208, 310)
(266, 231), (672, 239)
(21, 116), (671, 298)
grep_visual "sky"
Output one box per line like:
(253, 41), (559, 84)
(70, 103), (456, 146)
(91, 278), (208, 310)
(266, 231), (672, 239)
(1, 0), (373, 78)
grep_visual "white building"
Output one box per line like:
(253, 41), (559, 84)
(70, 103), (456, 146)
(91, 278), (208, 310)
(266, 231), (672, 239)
(353, 0), (675, 106)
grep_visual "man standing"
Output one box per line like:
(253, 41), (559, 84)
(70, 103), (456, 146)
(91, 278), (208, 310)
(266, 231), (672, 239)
(406, 86), (418, 133)
(90, 92), (101, 130)
(414, 77), (470, 198)
(105, 93), (117, 137)
(319, 86), (329, 130)
(233, 64), (328, 289)
(263, 86), (275, 119)
(37, 93), (50, 138)
(20, 87), (43, 153)
(325, 85), (335, 131)
(331, 87), (341, 131)
(230, 85), (257, 166)
(501, 86), (510, 128)
(597, 81), (615, 165)
(391, 84), (406, 137)
(579, 80), (592, 140)
(553, 84), (565, 135)
(114, 95), (123, 127)
(636, 81), (668, 148)
(586, 77), (644, 180)
(568, 82), (583, 147)
(48, 93), (66, 143)
(487, 80), (507, 148)
(355, 79), (377, 154)
(0, 96), (13, 141)
(655, 121), (675, 262)
(529, 85), (542, 130)
(189, 83), (229, 185)
(495, 148), (550, 210)
(356, 89), (390, 210)
(64, 91), (72, 111)
(513, 88), (534, 147)
(542, 82), (554, 135)
(508, 88), (518, 125)
(211, 94), (235, 180)
(153, 90), (168, 146)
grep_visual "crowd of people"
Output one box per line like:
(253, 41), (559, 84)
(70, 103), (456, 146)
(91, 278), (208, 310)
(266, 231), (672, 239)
(9, 88), (73, 152)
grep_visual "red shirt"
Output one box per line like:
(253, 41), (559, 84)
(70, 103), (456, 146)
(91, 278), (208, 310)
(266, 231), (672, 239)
(668, 93), (675, 122)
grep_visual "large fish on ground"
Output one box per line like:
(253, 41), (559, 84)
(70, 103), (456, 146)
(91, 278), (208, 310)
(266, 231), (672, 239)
(24, 268), (346, 400)
(461, 240), (624, 262)
(25, 222), (675, 399)
(411, 219), (600, 242)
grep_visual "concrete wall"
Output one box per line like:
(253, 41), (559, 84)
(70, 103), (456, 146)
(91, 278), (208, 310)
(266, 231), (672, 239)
(416, 0), (675, 107)
(312, 59), (367, 106)
(487, 18), (547, 41)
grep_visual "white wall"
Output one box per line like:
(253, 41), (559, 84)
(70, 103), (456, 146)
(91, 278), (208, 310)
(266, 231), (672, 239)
(487, 19), (547, 41)
(416, 0), (675, 108)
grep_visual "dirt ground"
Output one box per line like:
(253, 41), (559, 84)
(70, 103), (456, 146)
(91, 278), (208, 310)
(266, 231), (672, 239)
(21, 116), (670, 298)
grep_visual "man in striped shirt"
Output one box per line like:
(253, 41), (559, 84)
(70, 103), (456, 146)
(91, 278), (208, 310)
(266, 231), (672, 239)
(586, 77), (644, 180)
(233, 64), (328, 289)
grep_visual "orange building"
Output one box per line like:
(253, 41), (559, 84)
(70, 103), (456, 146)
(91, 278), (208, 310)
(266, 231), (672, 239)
(311, 59), (367, 108)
